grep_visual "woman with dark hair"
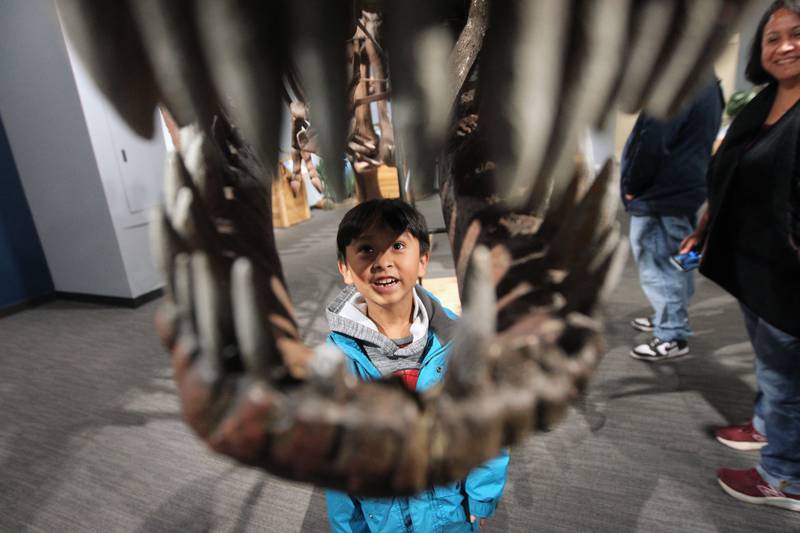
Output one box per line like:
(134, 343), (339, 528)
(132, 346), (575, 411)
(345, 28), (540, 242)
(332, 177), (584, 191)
(679, 0), (800, 511)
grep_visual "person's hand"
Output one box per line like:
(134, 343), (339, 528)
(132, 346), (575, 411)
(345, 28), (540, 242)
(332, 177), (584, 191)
(624, 193), (635, 202)
(679, 232), (702, 254)
(470, 515), (487, 528)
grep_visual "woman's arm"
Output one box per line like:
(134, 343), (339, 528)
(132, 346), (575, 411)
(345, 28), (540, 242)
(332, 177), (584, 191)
(791, 169), (800, 256)
(679, 207), (711, 254)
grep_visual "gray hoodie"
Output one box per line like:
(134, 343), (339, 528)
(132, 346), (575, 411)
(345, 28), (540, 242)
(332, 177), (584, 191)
(325, 285), (430, 376)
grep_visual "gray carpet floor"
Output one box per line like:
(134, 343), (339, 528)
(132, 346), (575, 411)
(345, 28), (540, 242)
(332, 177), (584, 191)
(1, 198), (798, 532)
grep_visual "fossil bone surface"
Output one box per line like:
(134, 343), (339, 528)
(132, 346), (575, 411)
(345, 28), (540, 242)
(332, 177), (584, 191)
(57, 0), (753, 496)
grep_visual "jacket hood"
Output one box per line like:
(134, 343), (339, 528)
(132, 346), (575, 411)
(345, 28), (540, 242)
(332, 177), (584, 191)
(326, 284), (457, 347)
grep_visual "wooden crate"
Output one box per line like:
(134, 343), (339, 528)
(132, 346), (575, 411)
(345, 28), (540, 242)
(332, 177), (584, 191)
(272, 165), (311, 228)
(355, 165), (401, 201)
(377, 165), (401, 199)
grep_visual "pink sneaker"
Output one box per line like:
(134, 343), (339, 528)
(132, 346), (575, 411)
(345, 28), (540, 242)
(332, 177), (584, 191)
(718, 468), (800, 512)
(715, 421), (767, 451)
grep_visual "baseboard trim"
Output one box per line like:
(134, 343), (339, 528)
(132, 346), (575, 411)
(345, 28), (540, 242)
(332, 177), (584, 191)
(131, 288), (164, 307)
(0, 288), (163, 318)
(55, 288), (163, 308)
(0, 293), (56, 318)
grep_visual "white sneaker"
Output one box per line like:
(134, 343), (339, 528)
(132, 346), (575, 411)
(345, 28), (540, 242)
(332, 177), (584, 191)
(630, 317), (655, 332)
(630, 337), (689, 362)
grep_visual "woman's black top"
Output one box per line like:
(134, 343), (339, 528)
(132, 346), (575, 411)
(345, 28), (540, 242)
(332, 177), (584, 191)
(701, 83), (800, 337)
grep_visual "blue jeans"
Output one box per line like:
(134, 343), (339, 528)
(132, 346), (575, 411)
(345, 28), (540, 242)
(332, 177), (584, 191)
(629, 215), (695, 341)
(740, 304), (800, 494)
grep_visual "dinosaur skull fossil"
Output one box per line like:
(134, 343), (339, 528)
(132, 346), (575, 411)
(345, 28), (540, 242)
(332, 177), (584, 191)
(57, 0), (757, 496)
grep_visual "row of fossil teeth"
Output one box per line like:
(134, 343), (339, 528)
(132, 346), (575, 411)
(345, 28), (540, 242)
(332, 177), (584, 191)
(481, 0), (756, 216)
(158, 124), (607, 402)
(58, 0), (636, 491)
(440, 156), (627, 419)
(58, 0), (755, 211)
(57, 0), (444, 202)
(151, 128), (609, 492)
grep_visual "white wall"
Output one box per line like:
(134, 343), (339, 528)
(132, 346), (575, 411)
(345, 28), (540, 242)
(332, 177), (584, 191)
(0, 0), (130, 297)
(63, 36), (165, 298)
(0, 0), (165, 299)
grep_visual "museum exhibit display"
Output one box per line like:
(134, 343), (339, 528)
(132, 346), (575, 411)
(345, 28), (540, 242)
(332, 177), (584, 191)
(57, 0), (758, 496)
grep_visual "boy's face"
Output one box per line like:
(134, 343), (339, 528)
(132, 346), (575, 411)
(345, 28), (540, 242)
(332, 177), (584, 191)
(338, 224), (429, 311)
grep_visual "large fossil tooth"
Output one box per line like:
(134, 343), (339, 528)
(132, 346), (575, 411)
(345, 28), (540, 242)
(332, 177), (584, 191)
(549, 159), (619, 269)
(560, 225), (628, 314)
(180, 126), (209, 192)
(481, 0), (569, 203)
(56, 0), (159, 137)
(536, 161), (592, 243)
(192, 252), (223, 381)
(170, 187), (197, 243)
(196, 0), (286, 181)
(595, 233), (630, 306)
(164, 152), (193, 221)
(169, 185), (223, 257)
(531, 0), (629, 216)
(446, 246), (495, 396)
(232, 257), (271, 378)
(173, 253), (196, 341)
(150, 208), (172, 294)
(616, 0), (681, 113)
(288, 1), (349, 201)
(232, 259), (298, 382)
(643, 0), (724, 117)
(169, 180), (230, 294)
(128, 0), (220, 129)
(180, 126), (228, 212)
(589, 227), (629, 310)
(151, 206), (188, 299)
(654, 0), (760, 117)
(384, 0), (453, 197)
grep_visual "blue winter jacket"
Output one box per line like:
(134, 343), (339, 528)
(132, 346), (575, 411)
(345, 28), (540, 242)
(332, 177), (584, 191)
(621, 78), (724, 217)
(325, 286), (509, 533)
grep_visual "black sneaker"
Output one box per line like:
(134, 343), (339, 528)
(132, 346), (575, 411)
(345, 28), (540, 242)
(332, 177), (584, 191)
(630, 317), (655, 332)
(630, 337), (689, 362)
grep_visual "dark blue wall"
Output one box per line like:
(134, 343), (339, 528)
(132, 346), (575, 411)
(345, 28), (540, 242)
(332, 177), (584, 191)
(0, 116), (53, 310)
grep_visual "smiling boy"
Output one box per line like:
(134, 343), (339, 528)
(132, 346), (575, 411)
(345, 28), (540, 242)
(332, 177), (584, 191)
(325, 199), (509, 532)
(337, 204), (428, 342)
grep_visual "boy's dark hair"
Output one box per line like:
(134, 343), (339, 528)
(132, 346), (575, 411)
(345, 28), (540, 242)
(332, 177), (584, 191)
(745, 0), (800, 85)
(336, 199), (430, 262)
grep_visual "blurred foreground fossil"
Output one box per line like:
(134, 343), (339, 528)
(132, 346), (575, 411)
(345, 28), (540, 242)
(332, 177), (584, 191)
(58, 0), (756, 496)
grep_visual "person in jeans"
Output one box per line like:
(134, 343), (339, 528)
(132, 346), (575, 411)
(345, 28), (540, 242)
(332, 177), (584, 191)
(621, 78), (724, 361)
(679, 0), (800, 511)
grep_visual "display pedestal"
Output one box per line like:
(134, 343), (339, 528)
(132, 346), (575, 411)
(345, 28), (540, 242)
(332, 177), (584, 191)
(355, 165), (400, 201)
(272, 165), (311, 228)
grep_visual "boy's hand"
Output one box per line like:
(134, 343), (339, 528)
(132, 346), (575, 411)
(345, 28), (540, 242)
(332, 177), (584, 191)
(470, 515), (487, 527)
